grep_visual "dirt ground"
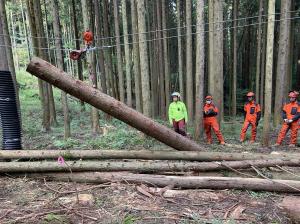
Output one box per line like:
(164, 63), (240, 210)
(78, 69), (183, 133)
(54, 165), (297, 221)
(0, 176), (294, 224)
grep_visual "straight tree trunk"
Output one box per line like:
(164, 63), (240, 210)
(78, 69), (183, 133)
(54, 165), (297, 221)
(255, 0), (263, 102)
(0, 0), (17, 88)
(20, 0), (31, 60)
(260, 1), (268, 110)
(156, 0), (165, 117)
(185, 0), (193, 121)
(274, 0), (292, 127)
(103, 0), (115, 98)
(0, 158), (299, 173)
(71, 0), (85, 109)
(176, 0), (184, 101)
(162, 0), (170, 113)
(131, 0), (142, 112)
(94, 0), (107, 95)
(262, 0), (275, 146)
(213, 0), (224, 122)
(113, 0), (125, 103)
(28, 172), (300, 193)
(34, 0), (57, 127)
(51, 0), (71, 139)
(232, 0), (238, 116)
(122, 0), (132, 107)
(0, 8), (8, 71)
(81, 0), (100, 133)
(136, 0), (151, 117)
(208, 0), (214, 95)
(2, 149), (298, 161)
(27, 57), (204, 151)
(194, 0), (205, 141)
(27, 0), (50, 131)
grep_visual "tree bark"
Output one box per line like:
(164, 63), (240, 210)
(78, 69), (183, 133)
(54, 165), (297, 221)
(0, 0), (18, 103)
(33, 0), (57, 127)
(213, 0), (224, 122)
(131, 0), (142, 112)
(71, 0), (84, 109)
(94, 0), (107, 95)
(136, 0), (151, 117)
(113, 0), (125, 103)
(0, 0), (9, 71)
(231, 0), (238, 116)
(156, 0), (165, 118)
(27, 0), (50, 131)
(81, 0), (100, 133)
(0, 150), (298, 161)
(255, 0), (263, 103)
(27, 57), (205, 151)
(162, 0), (170, 113)
(51, 0), (71, 139)
(1, 159), (299, 173)
(122, 0), (132, 107)
(185, 0), (193, 121)
(103, 0), (115, 98)
(27, 172), (300, 193)
(176, 0), (184, 101)
(274, 0), (292, 127)
(194, 0), (205, 141)
(262, 0), (275, 147)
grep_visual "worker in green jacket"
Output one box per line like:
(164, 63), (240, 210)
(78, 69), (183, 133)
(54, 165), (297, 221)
(168, 92), (188, 136)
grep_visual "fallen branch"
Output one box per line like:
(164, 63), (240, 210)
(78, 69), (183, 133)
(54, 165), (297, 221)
(0, 159), (299, 173)
(25, 172), (300, 193)
(0, 150), (298, 161)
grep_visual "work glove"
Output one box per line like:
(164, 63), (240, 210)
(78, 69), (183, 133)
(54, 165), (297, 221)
(288, 119), (293, 124)
(284, 119), (289, 123)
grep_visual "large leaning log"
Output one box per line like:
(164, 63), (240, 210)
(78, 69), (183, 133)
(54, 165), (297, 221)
(26, 57), (203, 151)
(0, 159), (299, 173)
(25, 172), (300, 193)
(0, 150), (298, 161)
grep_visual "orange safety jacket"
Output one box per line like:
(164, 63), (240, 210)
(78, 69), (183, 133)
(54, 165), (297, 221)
(243, 101), (261, 123)
(203, 103), (218, 118)
(282, 101), (300, 121)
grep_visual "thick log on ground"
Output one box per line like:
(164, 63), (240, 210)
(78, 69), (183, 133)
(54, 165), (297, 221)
(26, 57), (203, 151)
(0, 159), (299, 173)
(24, 172), (300, 193)
(0, 150), (298, 161)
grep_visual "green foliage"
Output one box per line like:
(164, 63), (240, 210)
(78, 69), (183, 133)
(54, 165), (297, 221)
(43, 213), (68, 224)
(123, 215), (138, 224)
(246, 190), (277, 199)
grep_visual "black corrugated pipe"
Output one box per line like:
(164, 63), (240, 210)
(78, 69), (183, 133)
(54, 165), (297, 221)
(0, 70), (22, 150)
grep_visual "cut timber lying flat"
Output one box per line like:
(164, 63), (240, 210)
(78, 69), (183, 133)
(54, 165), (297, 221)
(0, 150), (298, 161)
(25, 172), (300, 193)
(26, 57), (203, 151)
(0, 159), (299, 173)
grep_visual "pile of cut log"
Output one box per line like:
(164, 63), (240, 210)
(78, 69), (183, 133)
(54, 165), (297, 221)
(21, 57), (300, 193)
(1, 149), (300, 193)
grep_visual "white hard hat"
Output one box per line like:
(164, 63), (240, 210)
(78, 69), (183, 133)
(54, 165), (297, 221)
(171, 92), (181, 97)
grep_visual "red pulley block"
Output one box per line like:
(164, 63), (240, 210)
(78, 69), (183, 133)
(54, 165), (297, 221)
(69, 49), (86, 61)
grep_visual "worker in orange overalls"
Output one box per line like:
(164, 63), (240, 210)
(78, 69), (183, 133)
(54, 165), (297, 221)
(240, 92), (261, 143)
(275, 92), (300, 147)
(203, 95), (225, 145)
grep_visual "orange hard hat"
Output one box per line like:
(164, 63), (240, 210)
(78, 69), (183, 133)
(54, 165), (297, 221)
(246, 92), (255, 97)
(288, 92), (297, 98)
(205, 95), (213, 100)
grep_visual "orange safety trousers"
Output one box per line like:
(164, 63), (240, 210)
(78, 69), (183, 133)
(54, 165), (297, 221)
(204, 117), (224, 144)
(240, 120), (257, 141)
(276, 122), (299, 145)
